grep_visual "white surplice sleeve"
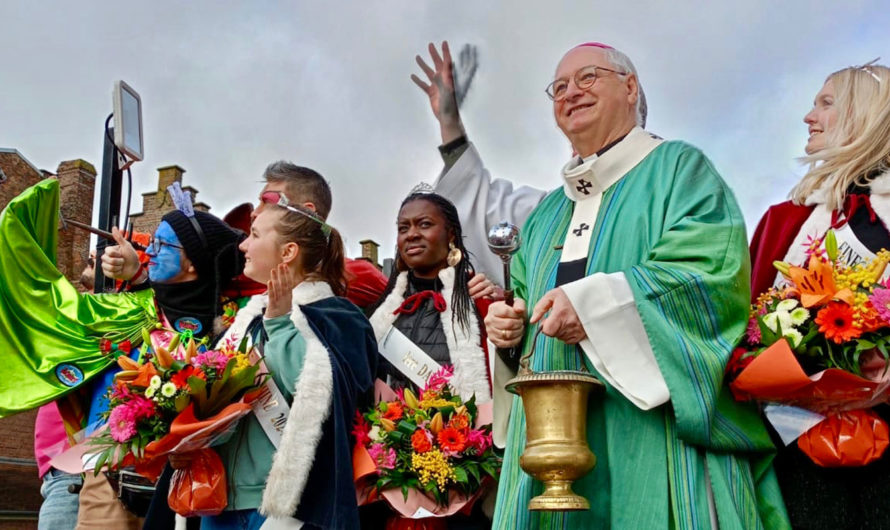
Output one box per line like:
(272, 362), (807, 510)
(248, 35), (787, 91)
(560, 271), (670, 410)
(433, 143), (547, 282)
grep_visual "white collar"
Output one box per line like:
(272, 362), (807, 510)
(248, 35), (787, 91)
(805, 169), (890, 206)
(369, 268), (491, 402)
(561, 127), (664, 202)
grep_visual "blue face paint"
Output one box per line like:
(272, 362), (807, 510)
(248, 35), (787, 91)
(148, 221), (184, 283)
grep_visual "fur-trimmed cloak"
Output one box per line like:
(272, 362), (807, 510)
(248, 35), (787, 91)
(224, 281), (377, 528)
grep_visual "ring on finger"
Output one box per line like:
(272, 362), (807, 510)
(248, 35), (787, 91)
(502, 328), (507, 340)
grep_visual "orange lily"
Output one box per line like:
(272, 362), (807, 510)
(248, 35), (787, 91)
(128, 361), (160, 388)
(785, 255), (854, 308)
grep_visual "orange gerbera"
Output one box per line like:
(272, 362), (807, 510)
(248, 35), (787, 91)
(437, 427), (467, 453)
(382, 401), (404, 422)
(815, 302), (862, 343)
(448, 413), (470, 432)
(411, 428), (432, 453)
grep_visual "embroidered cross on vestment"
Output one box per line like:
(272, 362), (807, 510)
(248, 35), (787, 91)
(572, 223), (590, 236)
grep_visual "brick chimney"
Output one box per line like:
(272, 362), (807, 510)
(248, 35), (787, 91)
(56, 159), (97, 284)
(359, 239), (381, 270)
(155, 165), (185, 211)
(130, 165), (208, 233)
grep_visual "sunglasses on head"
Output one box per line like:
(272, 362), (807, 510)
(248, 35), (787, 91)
(259, 191), (333, 238)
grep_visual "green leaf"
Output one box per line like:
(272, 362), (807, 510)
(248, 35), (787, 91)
(465, 462), (481, 483)
(397, 420), (416, 435)
(453, 466), (468, 483)
(857, 339), (876, 350)
(94, 448), (110, 473)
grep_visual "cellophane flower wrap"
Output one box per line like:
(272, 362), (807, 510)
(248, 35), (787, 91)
(89, 328), (266, 516)
(728, 230), (890, 466)
(353, 366), (500, 518)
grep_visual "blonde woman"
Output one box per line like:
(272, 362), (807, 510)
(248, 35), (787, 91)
(748, 61), (890, 530)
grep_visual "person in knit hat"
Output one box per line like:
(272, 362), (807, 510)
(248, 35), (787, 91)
(103, 209), (245, 336)
(96, 209), (245, 530)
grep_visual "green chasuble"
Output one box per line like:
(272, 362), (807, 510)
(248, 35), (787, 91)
(0, 179), (157, 416)
(492, 141), (789, 529)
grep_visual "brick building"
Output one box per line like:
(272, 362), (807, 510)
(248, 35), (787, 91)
(128, 164), (209, 234)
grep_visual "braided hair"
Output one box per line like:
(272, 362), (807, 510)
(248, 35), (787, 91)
(373, 192), (479, 335)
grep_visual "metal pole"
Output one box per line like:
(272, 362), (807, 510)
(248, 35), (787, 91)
(94, 125), (123, 294)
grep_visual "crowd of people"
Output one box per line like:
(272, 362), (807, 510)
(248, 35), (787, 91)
(0, 39), (887, 530)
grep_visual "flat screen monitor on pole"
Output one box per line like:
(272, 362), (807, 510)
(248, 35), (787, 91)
(112, 80), (144, 166)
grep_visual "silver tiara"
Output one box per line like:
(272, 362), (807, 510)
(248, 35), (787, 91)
(408, 182), (435, 195)
(856, 57), (882, 83)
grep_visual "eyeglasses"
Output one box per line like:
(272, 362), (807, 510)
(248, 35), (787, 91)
(259, 191), (333, 238)
(545, 65), (627, 101)
(147, 237), (185, 254)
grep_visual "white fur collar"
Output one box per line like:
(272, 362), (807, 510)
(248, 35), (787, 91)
(220, 281), (336, 518)
(221, 281), (335, 345)
(805, 169), (890, 205)
(369, 268), (491, 402)
(561, 127), (663, 202)
(803, 169), (890, 233)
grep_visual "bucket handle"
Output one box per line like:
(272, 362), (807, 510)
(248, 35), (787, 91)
(518, 325), (590, 375)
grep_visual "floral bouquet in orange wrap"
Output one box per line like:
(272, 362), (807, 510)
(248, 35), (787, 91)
(352, 366), (499, 525)
(88, 329), (265, 516)
(728, 230), (890, 467)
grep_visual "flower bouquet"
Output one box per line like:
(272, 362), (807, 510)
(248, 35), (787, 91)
(353, 366), (500, 526)
(728, 231), (890, 466)
(89, 329), (265, 516)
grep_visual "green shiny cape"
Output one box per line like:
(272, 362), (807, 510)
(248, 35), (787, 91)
(0, 179), (156, 416)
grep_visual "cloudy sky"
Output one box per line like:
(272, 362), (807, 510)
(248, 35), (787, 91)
(1, 1), (888, 260)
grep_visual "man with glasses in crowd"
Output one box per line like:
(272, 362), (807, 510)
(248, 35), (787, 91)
(413, 41), (790, 528)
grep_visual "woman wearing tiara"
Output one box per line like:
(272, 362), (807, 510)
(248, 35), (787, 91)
(748, 59), (890, 530)
(364, 190), (495, 529)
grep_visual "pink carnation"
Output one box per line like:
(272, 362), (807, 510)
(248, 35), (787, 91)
(367, 443), (397, 470)
(465, 429), (492, 455)
(869, 288), (890, 324)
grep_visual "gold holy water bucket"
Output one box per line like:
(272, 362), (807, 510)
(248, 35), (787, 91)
(505, 328), (604, 511)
